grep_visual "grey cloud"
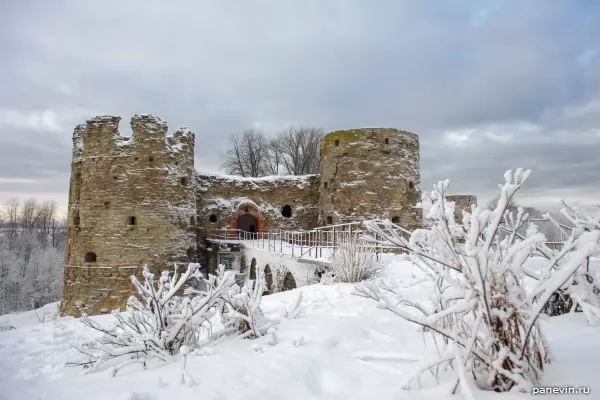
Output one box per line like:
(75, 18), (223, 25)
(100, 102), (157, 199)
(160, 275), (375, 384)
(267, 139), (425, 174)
(0, 0), (599, 212)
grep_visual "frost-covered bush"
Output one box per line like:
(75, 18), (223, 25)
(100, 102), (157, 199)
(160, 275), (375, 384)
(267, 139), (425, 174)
(324, 235), (384, 283)
(355, 169), (586, 393)
(270, 266), (293, 293)
(217, 270), (272, 340)
(527, 203), (600, 322)
(69, 263), (271, 374)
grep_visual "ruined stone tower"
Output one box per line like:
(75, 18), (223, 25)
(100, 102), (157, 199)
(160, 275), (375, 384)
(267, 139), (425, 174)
(61, 116), (427, 317)
(60, 115), (197, 316)
(318, 128), (422, 230)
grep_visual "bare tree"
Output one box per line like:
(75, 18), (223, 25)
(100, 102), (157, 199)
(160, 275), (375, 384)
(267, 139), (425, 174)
(263, 140), (282, 176)
(3, 198), (19, 239)
(220, 130), (270, 177)
(272, 125), (324, 175)
(20, 198), (47, 232)
(0, 197), (66, 314)
(220, 125), (324, 177)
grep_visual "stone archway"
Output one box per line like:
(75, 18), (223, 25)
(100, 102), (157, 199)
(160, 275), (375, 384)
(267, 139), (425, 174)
(237, 214), (258, 233)
(249, 258), (257, 280)
(263, 264), (273, 294)
(283, 272), (296, 291)
(230, 202), (266, 235)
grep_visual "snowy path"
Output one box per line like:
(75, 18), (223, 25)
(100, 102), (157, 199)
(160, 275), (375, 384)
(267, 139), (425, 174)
(1, 259), (599, 400)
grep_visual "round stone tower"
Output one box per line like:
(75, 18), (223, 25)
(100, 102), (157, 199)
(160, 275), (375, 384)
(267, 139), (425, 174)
(318, 128), (421, 230)
(60, 114), (197, 316)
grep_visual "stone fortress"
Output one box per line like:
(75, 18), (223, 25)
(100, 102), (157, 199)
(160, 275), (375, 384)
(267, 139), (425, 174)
(60, 114), (476, 316)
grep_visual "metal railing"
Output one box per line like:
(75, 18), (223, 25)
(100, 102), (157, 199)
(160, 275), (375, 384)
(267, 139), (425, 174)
(207, 220), (569, 260)
(206, 222), (394, 260)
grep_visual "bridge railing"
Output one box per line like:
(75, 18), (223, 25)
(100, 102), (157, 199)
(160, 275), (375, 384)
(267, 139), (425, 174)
(206, 222), (396, 260)
(207, 220), (568, 260)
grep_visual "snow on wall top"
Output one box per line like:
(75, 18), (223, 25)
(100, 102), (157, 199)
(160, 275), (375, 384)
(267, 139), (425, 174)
(196, 172), (319, 191)
(72, 114), (195, 159)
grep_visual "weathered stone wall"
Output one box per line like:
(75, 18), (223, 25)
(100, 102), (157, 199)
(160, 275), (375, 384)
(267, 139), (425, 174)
(319, 128), (422, 230)
(242, 247), (321, 290)
(61, 119), (423, 316)
(446, 195), (478, 223)
(61, 115), (197, 316)
(196, 173), (320, 234)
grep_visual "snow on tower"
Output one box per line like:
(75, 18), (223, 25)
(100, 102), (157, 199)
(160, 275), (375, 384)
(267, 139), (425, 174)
(318, 128), (422, 230)
(61, 115), (197, 316)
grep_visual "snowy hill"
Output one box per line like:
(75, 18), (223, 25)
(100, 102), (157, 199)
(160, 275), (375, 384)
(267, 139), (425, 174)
(0, 256), (598, 400)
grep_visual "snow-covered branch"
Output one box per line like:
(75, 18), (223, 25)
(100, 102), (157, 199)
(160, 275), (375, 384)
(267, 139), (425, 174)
(69, 263), (271, 374)
(356, 169), (561, 393)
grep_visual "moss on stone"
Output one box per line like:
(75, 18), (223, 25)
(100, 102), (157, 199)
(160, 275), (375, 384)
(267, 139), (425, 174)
(321, 128), (418, 155)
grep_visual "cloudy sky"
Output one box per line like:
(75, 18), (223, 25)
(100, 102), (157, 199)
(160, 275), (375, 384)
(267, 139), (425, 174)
(1, 0), (599, 215)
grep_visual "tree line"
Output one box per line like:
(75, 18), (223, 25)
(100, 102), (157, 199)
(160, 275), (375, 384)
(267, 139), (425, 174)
(0, 198), (66, 314)
(220, 125), (324, 177)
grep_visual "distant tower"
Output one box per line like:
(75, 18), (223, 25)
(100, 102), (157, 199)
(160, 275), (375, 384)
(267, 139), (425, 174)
(445, 195), (478, 223)
(60, 115), (197, 316)
(318, 128), (421, 229)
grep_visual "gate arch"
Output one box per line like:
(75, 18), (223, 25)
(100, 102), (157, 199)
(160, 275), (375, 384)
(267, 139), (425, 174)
(230, 202), (266, 234)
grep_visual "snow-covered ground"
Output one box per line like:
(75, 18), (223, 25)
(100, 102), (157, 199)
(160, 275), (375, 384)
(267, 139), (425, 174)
(0, 256), (598, 400)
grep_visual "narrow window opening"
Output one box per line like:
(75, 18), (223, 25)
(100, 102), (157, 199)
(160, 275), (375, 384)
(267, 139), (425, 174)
(73, 215), (80, 226)
(408, 181), (414, 189)
(281, 205), (292, 218)
(85, 252), (97, 263)
(324, 182), (328, 189)
(326, 216), (333, 225)
(209, 214), (218, 223)
(181, 177), (188, 186)
(335, 139), (339, 147)
(190, 216), (195, 225)
(128, 216), (136, 225)
(392, 216), (400, 224)
(385, 138), (389, 144)
(149, 156), (155, 162)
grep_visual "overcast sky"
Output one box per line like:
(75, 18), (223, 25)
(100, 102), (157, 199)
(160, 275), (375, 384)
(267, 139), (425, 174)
(1, 0), (599, 215)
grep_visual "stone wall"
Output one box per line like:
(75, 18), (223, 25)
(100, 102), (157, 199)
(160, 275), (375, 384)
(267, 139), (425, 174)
(196, 173), (321, 235)
(319, 128), (422, 230)
(61, 117), (424, 316)
(61, 115), (197, 316)
(242, 247), (321, 290)
(446, 195), (478, 223)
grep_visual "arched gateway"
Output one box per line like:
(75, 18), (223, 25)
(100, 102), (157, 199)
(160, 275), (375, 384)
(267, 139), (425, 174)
(237, 214), (258, 233)
(230, 202), (265, 235)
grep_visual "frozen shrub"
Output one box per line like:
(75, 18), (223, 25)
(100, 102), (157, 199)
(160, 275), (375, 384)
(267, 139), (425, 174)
(356, 169), (585, 393)
(529, 203), (600, 322)
(325, 235), (384, 283)
(68, 263), (270, 374)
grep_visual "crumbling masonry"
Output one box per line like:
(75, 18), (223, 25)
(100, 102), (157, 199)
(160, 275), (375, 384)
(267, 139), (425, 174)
(60, 114), (476, 316)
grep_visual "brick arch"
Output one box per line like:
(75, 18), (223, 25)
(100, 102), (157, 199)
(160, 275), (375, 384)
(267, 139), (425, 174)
(230, 202), (266, 234)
